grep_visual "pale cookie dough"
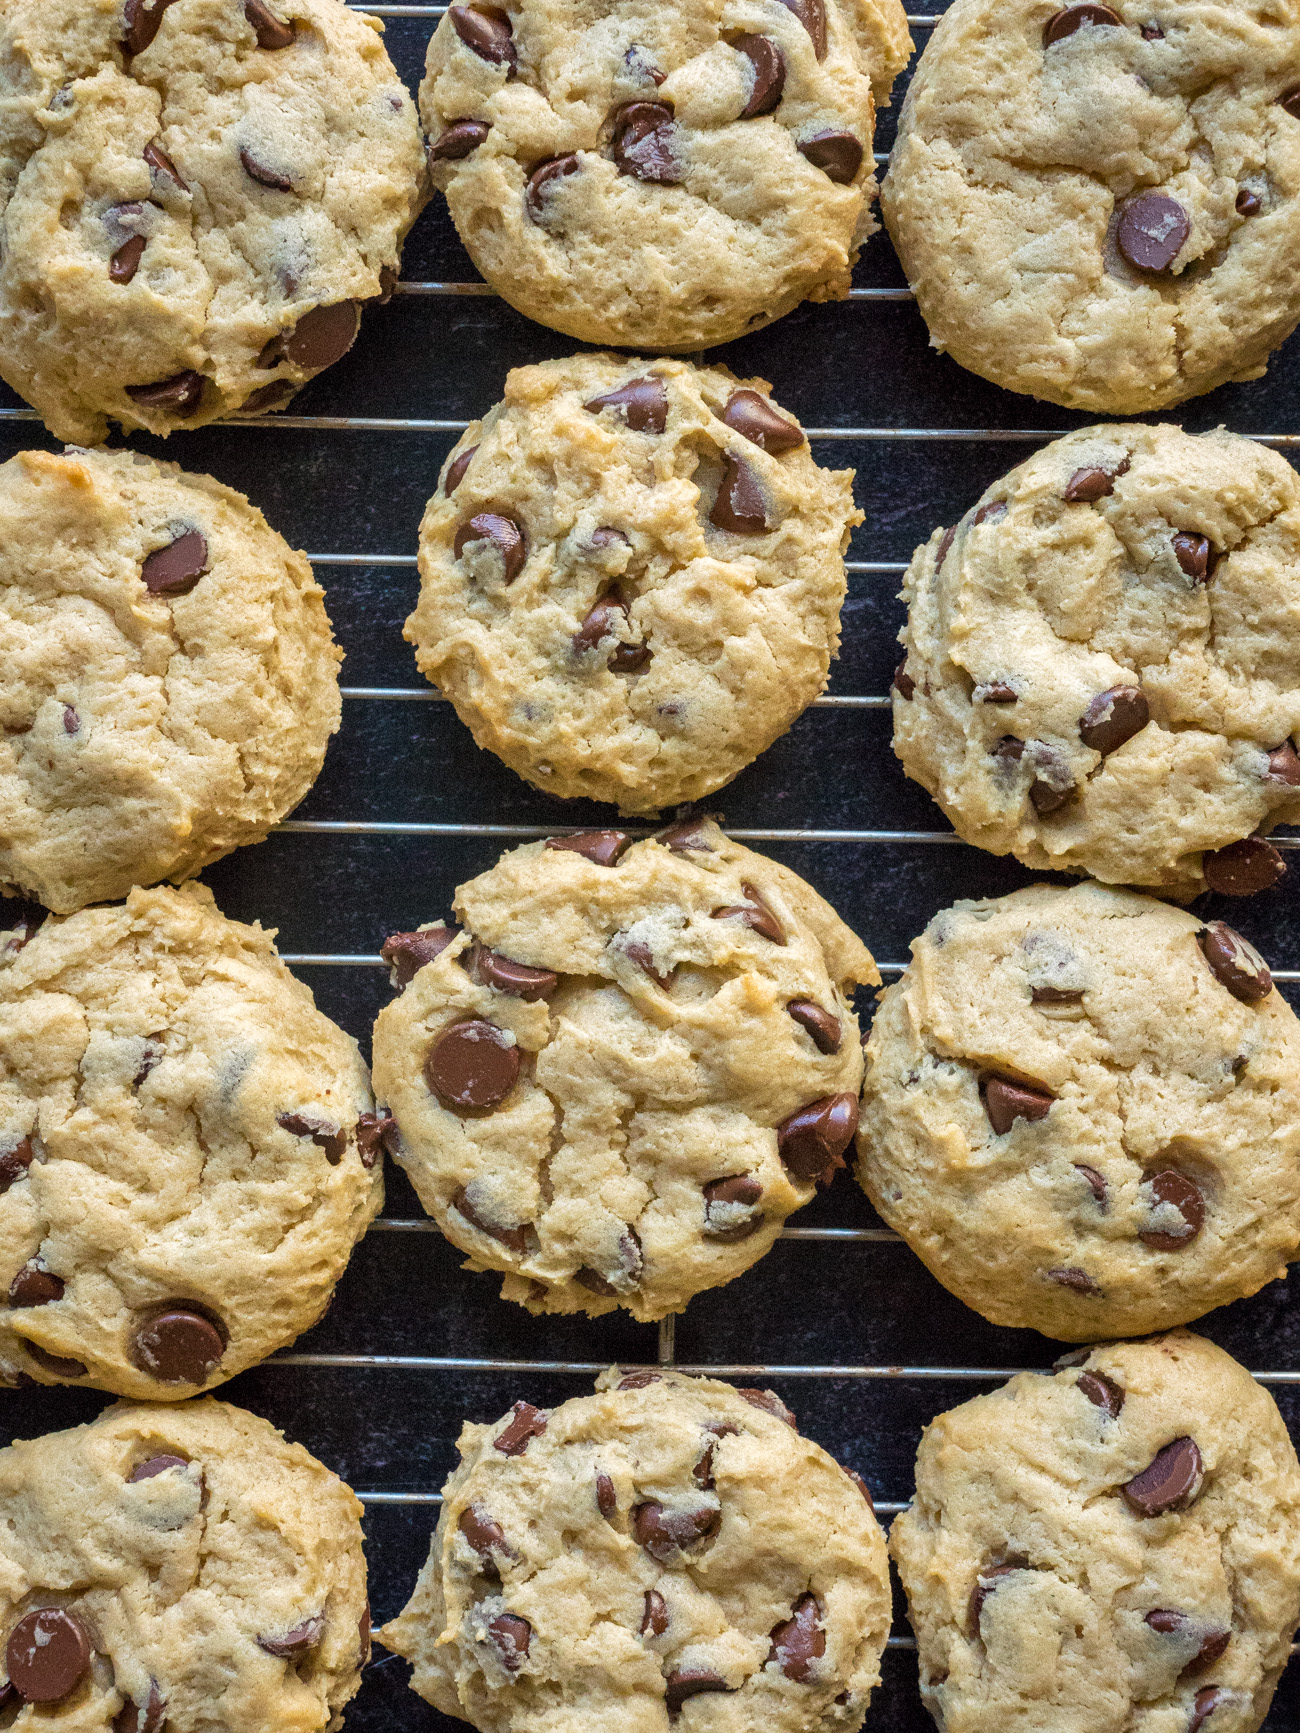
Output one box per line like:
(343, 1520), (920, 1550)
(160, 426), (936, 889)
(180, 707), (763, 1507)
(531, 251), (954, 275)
(892, 424), (1300, 895)
(0, 445), (342, 914)
(380, 1367), (890, 1732)
(882, 0), (1300, 413)
(892, 1331), (1300, 1733)
(857, 882), (1300, 1341)
(409, 354), (862, 813)
(419, 0), (911, 350)
(0, 1398), (371, 1733)
(371, 819), (875, 1321)
(0, 0), (426, 444)
(0, 882), (383, 1397)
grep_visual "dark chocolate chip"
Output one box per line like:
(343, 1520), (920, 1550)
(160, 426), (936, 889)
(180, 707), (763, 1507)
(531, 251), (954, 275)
(702, 1174), (764, 1242)
(768, 1594), (824, 1682)
(620, 937), (672, 989)
(776, 1093), (858, 1184)
(641, 1590), (669, 1636)
(451, 1186), (529, 1255)
(142, 530), (208, 597)
(596, 1472), (617, 1519)
(525, 153), (580, 221)
(1266, 741), (1300, 786)
(657, 816), (713, 852)
(1203, 836), (1286, 896)
(786, 999), (841, 1054)
(126, 372), (204, 415)
(1080, 685), (1149, 755)
(8, 1263), (63, 1307)
(797, 130), (862, 182)
(425, 1019), (520, 1112)
(893, 661), (916, 700)
(974, 499), (1008, 524)
(1064, 463), (1122, 502)
(471, 942), (558, 1000)
(382, 924), (457, 987)
(258, 1615), (324, 1658)
(123, 0), (180, 56)
(238, 381), (297, 414)
(144, 140), (187, 191)
(1076, 1370), (1125, 1417)
(459, 1503), (512, 1560)
(1236, 187), (1261, 216)
(982, 1075), (1054, 1134)
(112, 1679), (165, 1733)
(450, 4), (517, 70)
(1278, 86), (1300, 119)
(1139, 1169), (1205, 1251)
(936, 525), (957, 570)
(1028, 746), (1075, 813)
(610, 622), (650, 670)
(711, 882), (784, 943)
(968, 1562), (1025, 1635)
(993, 734), (1024, 764)
(632, 1500), (720, 1561)
(431, 119), (491, 161)
(6, 1608), (91, 1703)
(693, 1429), (736, 1488)
(1043, 3), (1121, 43)
(110, 236), (146, 284)
(1122, 1436), (1203, 1516)
(454, 512), (527, 583)
(546, 830), (630, 866)
(488, 1612), (530, 1671)
(283, 302), (360, 371)
(128, 1454), (189, 1482)
(130, 1307), (225, 1384)
(617, 1370), (661, 1389)
(1075, 1163), (1108, 1204)
(575, 1229), (642, 1296)
(494, 1400), (548, 1456)
(665, 1670), (730, 1716)
(775, 0), (827, 56)
(573, 590), (629, 653)
(444, 446), (479, 495)
(26, 1344), (88, 1378)
(1189, 1687), (1228, 1733)
(583, 375), (668, 434)
(733, 34), (786, 117)
(1032, 985), (1084, 1005)
(240, 148), (292, 191)
(1047, 1267), (1100, 1293)
(846, 1468), (874, 1511)
(1141, 20), (1163, 36)
(1145, 1607), (1187, 1634)
(62, 707), (79, 736)
(611, 103), (682, 184)
(1198, 920), (1272, 1002)
(1184, 1630), (1230, 1677)
(276, 1111), (346, 1163)
(721, 389), (802, 453)
(1172, 532), (1218, 583)
(980, 682), (1017, 703)
(1116, 192), (1190, 273)
(625, 44), (666, 85)
(710, 454), (769, 533)
(739, 1387), (796, 1426)
(355, 1110), (396, 1168)
(245, 0), (294, 48)
(358, 1604), (371, 1666)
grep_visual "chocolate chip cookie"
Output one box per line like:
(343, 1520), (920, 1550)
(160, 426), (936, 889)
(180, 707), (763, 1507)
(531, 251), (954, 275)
(419, 0), (911, 350)
(371, 820), (875, 1321)
(0, 445), (342, 913)
(892, 1331), (1300, 1733)
(858, 882), (1300, 1341)
(882, 0), (1300, 412)
(380, 1367), (890, 1730)
(892, 423), (1300, 894)
(0, 882), (382, 1396)
(0, 0), (425, 444)
(409, 354), (862, 812)
(0, 1397), (371, 1731)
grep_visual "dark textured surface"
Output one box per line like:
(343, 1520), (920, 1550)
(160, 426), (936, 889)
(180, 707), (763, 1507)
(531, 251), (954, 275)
(3, 5), (1300, 1730)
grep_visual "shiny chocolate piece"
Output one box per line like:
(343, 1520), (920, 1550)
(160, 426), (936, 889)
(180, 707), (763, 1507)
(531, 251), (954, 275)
(525, 153), (580, 220)
(1116, 192), (1190, 273)
(123, 0), (180, 56)
(488, 1612), (531, 1670)
(733, 34), (785, 117)
(657, 816), (713, 852)
(1076, 1370), (1125, 1417)
(710, 455), (769, 532)
(641, 1589), (669, 1636)
(1202, 836), (1285, 896)
(968, 1561), (1026, 1634)
(245, 0), (294, 48)
(1032, 985), (1084, 1005)
(144, 140), (187, 191)
(126, 372), (204, 415)
(545, 830), (629, 865)
(596, 1473), (617, 1520)
(1075, 1163), (1108, 1204)
(611, 103), (682, 184)
(982, 1075), (1054, 1134)
(1278, 86), (1300, 119)
(936, 525), (957, 570)
(471, 942), (558, 1000)
(112, 1678), (165, 1733)
(1080, 685), (1148, 755)
(276, 1111), (346, 1163)
(665, 1669), (730, 1715)
(26, 1343), (88, 1377)
(128, 1454), (189, 1482)
(450, 4), (516, 69)
(494, 1400), (548, 1456)
(258, 1614), (324, 1657)
(776, 1094), (857, 1183)
(768, 1594), (824, 1681)
(1172, 531), (1218, 583)
(6, 1608), (92, 1703)
(786, 999), (841, 1053)
(1266, 741), (1300, 785)
(283, 302), (360, 371)
(583, 375), (668, 433)
(1236, 187), (1261, 215)
(130, 1307), (225, 1384)
(431, 120), (491, 160)
(451, 1186), (529, 1256)
(381, 924), (457, 988)
(721, 389), (802, 453)
(617, 1370), (661, 1390)
(1043, 2), (1121, 42)
(1189, 1687), (1228, 1733)
(355, 1110), (396, 1168)
(240, 148), (292, 191)
(1122, 1436), (1203, 1516)
(425, 1019), (520, 1112)
(1064, 461), (1125, 502)
(8, 1263), (63, 1307)
(575, 1229), (642, 1295)
(711, 882), (784, 943)
(1047, 1266), (1099, 1293)
(632, 1500), (720, 1561)
(110, 236), (146, 284)
(702, 1174), (764, 1242)
(1139, 1169), (1205, 1250)
(444, 445), (479, 495)
(454, 512), (527, 583)
(142, 530), (208, 596)
(739, 1387), (796, 1426)
(979, 681), (1017, 703)
(459, 1502), (512, 1560)
(1198, 920), (1272, 1002)
(776, 0), (827, 56)
(797, 129), (862, 182)
(893, 661), (916, 700)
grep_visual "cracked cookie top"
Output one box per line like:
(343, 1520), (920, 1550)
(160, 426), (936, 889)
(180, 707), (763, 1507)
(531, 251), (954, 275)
(891, 423), (1300, 893)
(857, 882), (1300, 1340)
(882, 0), (1300, 413)
(0, 445), (342, 912)
(0, 882), (380, 1397)
(419, 0), (911, 350)
(379, 1367), (890, 1733)
(0, 0), (425, 443)
(0, 1397), (370, 1733)
(370, 820), (876, 1322)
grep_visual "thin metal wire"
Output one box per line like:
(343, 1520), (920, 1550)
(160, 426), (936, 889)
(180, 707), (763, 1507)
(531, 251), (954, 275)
(275, 820), (968, 842)
(308, 556), (909, 572)
(353, 4), (942, 17)
(338, 685), (892, 709)
(364, 1217), (906, 1243)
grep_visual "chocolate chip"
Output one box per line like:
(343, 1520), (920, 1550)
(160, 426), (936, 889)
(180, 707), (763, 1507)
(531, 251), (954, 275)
(1236, 187), (1261, 216)
(632, 1500), (720, 1561)
(431, 119), (491, 161)
(702, 1175), (764, 1242)
(1042, 2), (1121, 43)
(1202, 837), (1285, 896)
(641, 1590), (669, 1636)
(1145, 1608), (1187, 1634)
(979, 682), (1017, 703)
(776, 0), (827, 57)
(130, 1307), (225, 1384)
(575, 1229), (642, 1296)
(6, 1609), (91, 1703)
(425, 1019), (520, 1112)
(768, 1594), (824, 1682)
(283, 302), (360, 371)
(1278, 86), (1300, 119)
(798, 130), (862, 182)
(356, 1111), (396, 1168)
(617, 1370), (661, 1389)
(1047, 1266), (1099, 1293)
(711, 882), (784, 943)
(495, 1400), (548, 1456)
(1122, 1436), (1203, 1516)
(1077, 1370), (1125, 1416)
(710, 454), (769, 533)
(1189, 1687), (1228, 1733)
(358, 1604), (371, 1666)
(382, 924), (457, 987)
(786, 999), (841, 1054)
(258, 1615), (324, 1658)
(1075, 1163), (1108, 1204)
(665, 1670), (730, 1716)
(240, 148), (292, 191)
(546, 830), (630, 866)
(1027, 745), (1075, 813)
(444, 446), (478, 495)
(625, 43), (666, 84)
(1139, 1169), (1205, 1251)
(525, 153), (580, 221)
(1080, 685), (1148, 756)
(620, 937), (672, 989)
(1184, 1630), (1231, 1677)
(450, 4), (516, 68)
(144, 141), (187, 191)
(113, 1679), (165, 1733)
(583, 375), (668, 434)
(110, 236), (146, 284)
(612, 103), (682, 184)
(1116, 193), (1190, 273)
(245, 0), (294, 48)
(454, 512), (527, 583)
(936, 525), (957, 570)
(596, 1473), (617, 1519)
(693, 1428), (736, 1487)
(459, 1503), (512, 1560)
(126, 372), (204, 415)
(1141, 21), (1163, 36)
(1031, 986), (1083, 1006)
(733, 35), (786, 117)
(142, 529), (208, 596)
(470, 942), (558, 1000)
(62, 706), (79, 736)
(276, 1111), (346, 1163)
(776, 1093), (858, 1184)
(993, 735), (1024, 764)
(128, 1454), (189, 1482)
(893, 662), (916, 700)
(8, 1263), (63, 1307)
(721, 389), (802, 453)
(1266, 741), (1300, 786)
(657, 816), (713, 852)
(1172, 532), (1218, 583)
(1064, 463), (1122, 502)
(573, 590), (629, 653)
(1198, 920), (1272, 1002)
(982, 1075), (1054, 1135)
(845, 1468), (874, 1512)
(450, 1186), (529, 1255)
(487, 1612), (530, 1671)
(239, 381), (297, 414)
(739, 1387), (796, 1426)
(123, 0), (180, 56)
(968, 1562), (1025, 1635)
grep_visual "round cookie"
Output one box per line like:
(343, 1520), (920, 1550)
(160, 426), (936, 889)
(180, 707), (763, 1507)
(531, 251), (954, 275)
(0, 881), (383, 1396)
(371, 819), (875, 1321)
(409, 355), (862, 812)
(0, 1397), (370, 1732)
(881, 0), (1300, 413)
(379, 1367), (891, 1731)
(891, 1331), (1300, 1733)
(0, 445), (342, 913)
(857, 882), (1300, 1341)
(419, 0), (911, 350)
(0, 0), (426, 444)
(891, 423), (1300, 894)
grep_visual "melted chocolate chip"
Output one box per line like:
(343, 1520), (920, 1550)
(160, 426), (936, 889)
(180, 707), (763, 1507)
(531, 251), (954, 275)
(596, 1472), (617, 1519)
(451, 1186), (529, 1255)
(993, 734), (1024, 765)
(776, 1093), (858, 1184)
(358, 1604), (371, 1666)
(768, 1594), (824, 1681)
(110, 236), (146, 284)
(113, 1679), (165, 1733)
(431, 119), (491, 161)
(1141, 20), (1163, 36)
(277, 1111), (346, 1163)
(245, 0), (294, 48)
(425, 1019), (520, 1112)
(1032, 986), (1083, 1005)
(584, 375), (668, 433)
(1048, 1267), (1099, 1293)
(128, 1454), (189, 1482)
(454, 512), (527, 582)
(573, 590), (629, 653)
(1184, 1630), (1231, 1677)
(612, 103), (682, 184)
(123, 0), (180, 56)
(1064, 462), (1123, 502)
(1278, 87), (1300, 119)
(1189, 1687), (1228, 1733)
(702, 1174), (764, 1242)
(617, 1370), (662, 1389)
(546, 830), (630, 866)
(130, 1307), (226, 1384)
(1202, 837), (1285, 896)
(710, 455), (769, 533)
(1198, 920), (1272, 1002)
(142, 530), (208, 596)
(488, 1612), (530, 1671)
(712, 882), (784, 943)
(980, 682), (1017, 703)
(776, 0), (827, 56)
(641, 1590), (669, 1636)
(1172, 531), (1218, 583)
(974, 499), (1008, 524)
(1122, 1436), (1203, 1516)
(721, 389), (802, 453)
(355, 1111), (396, 1168)
(1139, 1169), (1205, 1251)
(1076, 1370), (1125, 1417)
(657, 816), (713, 852)
(27, 1343), (88, 1378)
(846, 1468), (874, 1511)
(494, 1400), (548, 1456)
(0, 1133), (39, 1184)
(283, 302), (360, 371)
(525, 153), (580, 220)
(786, 999), (842, 1053)
(259, 1615), (324, 1658)
(575, 1229), (642, 1296)
(968, 1562), (1025, 1635)
(459, 1503), (512, 1560)
(982, 1075), (1054, 1135)
(239, 381), (296, 414)
(382, 924), (457, 988)
(444, 445), (479, 495)
(449, 4), (516, 70)
(1236, 187), (1262, 216)
(126, 372), (204, 415)
(1075, 1163), (1108, 1204)
(8, 1263), (63, 1307)
(62, 707), (79, 736)
(240, 148), (292, 191)
(6, 1608), (91, 1703)
(1117, 193), (1190, 273)
(739, 1387), (796, 1426)
(665, 1670), (730, 1716)
(1027, 745), (1075, 813)
(620, 937), (672, 988)
(798, 130), (862, 182)
(1266, 741), (1300, 786)
(632, 1500), (720, 1561)
(1145, 1607), (1187, 1634)
(936, 525), (957, 570)
(1080, 686), (1148, 755)
(733, 34), (786, 117)
(893, 661), (916, 700)
(471, 942), (558, 1000)
(1043, 2), (1121, 43)
(144, 141), (187, 191)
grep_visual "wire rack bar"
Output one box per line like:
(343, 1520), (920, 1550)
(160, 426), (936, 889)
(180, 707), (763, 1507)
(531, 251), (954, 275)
(391, 282), (917, 300)
(309, 556), (909, 573)
(364, 1217), (906, 1243)
(338, 685), (892, 709)
(354, 4), (943, 17)
(356, 1488), (910, 1515)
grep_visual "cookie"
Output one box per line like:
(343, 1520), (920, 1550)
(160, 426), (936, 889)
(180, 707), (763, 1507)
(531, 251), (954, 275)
(857, 881), (1300, 1341)
(380, 1367), (890, 1731)
(881, 0), (1300, 413)
(371, 819), (875, 1321)
(891, 423), (1300, 894)
(419, 0), (911, 351)
(0, 445), (342, 913)
(0, 881), (382, 1396)
(0, 1397), (370, 1732)
(891, 1331), (1300, 1733)
(408, 355), (862, 812)
(0, 0), (425, 444)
